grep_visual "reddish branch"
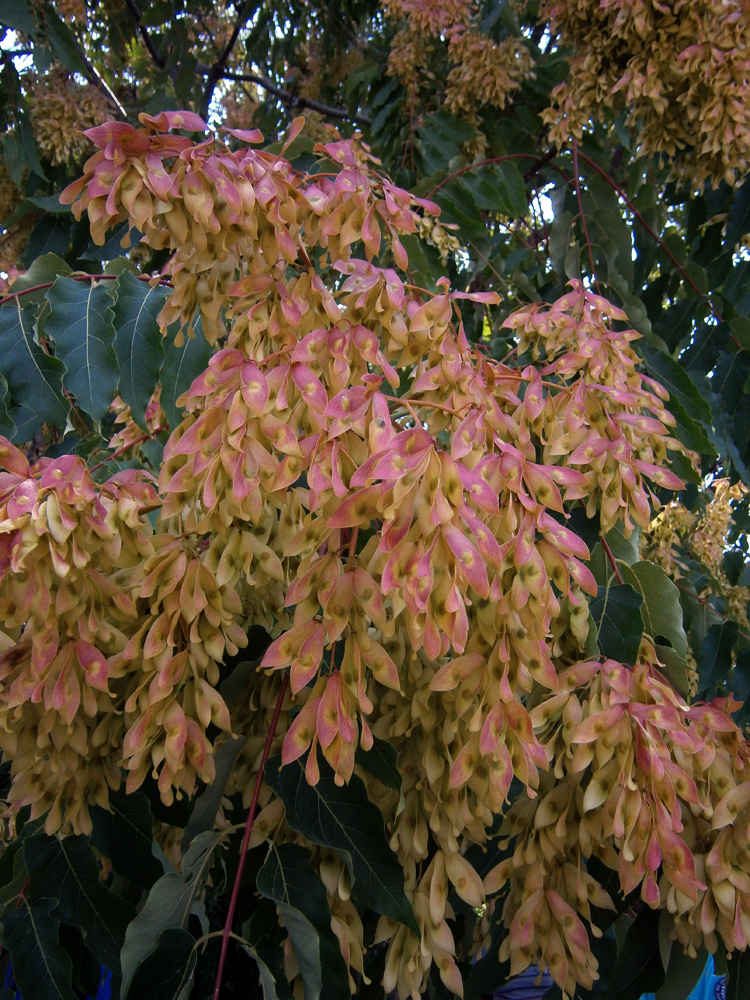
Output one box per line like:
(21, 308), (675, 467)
(0, 273), (173, 307)
(212, 674), (290, 1000)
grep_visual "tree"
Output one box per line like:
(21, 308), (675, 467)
(0, 2), (750, 999)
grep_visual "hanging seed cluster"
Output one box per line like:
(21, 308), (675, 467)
(0, 112), (746, 997)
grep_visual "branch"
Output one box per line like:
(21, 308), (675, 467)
(123, 0), (166, 70)
(575, 151), (740, 346)
(222, 70), (373, 125)
(0, 273), (173, 307)
(212, 674), (290, 1000)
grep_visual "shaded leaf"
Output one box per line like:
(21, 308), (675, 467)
(241, 896), (295, 1000)
(120, 830), (223, 997)
(160, 322), (212, 431)
(638, 342), (714, 453)
(257, 843), (350, 1000)
(266, 754), (418, 935)
(620, 561), (687, 656)
(40, 2), (89, 76)
(109, 271), (167, 430)
(599, 906), (664, 1000)
(0, 0), (37, 33)
(0, 300), (69, 440)
(3, 897), (77, 1000)
(655, 943), (707, 1000)
(590, 584), (644, 665)
(697, 620), (739, 690)
(181, 735), (247, 851)
(355, 736), (402, 792)
(725, 947), (750, 1000)
(25, 833), (136, 975)
(44, 278), (118, 426)
(23, 215), (72, 267)
(123, 928), (196, 1000)
(0, 372), (17, 439)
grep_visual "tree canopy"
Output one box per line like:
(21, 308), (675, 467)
(1, 2), (750, 1000)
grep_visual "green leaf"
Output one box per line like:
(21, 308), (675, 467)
(6, 253), (72, 304)
(122, 928), (196, 1000)
(181, 735), (247, 851)
(40, 2), (90, 76)
(25, 833), (136, 975)
(549, 210), (574, 281)
(265, 754), (418, 935)
(160, 323), (212, 431)
(589, 584), (644, 665)
(27, 194), (72, 214)
(354, 736), (402, 792)
(697, 620), (738, 690)
(23, 215), (72, 266)
(599, 906), (664, 1000)
(257, 843), (350, 1000)
(0, 0), (37, 33)
(726, 181), (750, 248)
(654, 644), (690, 700)
(120, 830), (223, 998)
(620, 561), (687, 656)
(44, 278), (119, 427)
(489, 162), (528, 218)
(241, 897), (295, 1000)
(725, 947), (750, 1000)
(0, 300), (69, 440)
(655, 943), (707, 1000)
(109, 272), (167, 431)
(0, 372), (17, 439)
(638, 341), (714, 453)
(3, 898), (77, 1000)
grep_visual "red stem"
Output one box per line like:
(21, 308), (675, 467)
(575, 151), (740, 345)
(212, 674), (290, 1000)
(426, 153), (562, 199)
(0, 273), (173, 307)
(601, 537), (624, 585)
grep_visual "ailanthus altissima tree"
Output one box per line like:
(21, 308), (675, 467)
(1, 3), (750, 1000)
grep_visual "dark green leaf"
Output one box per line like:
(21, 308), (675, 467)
(599, 906), (664, 1000)
(27, 194), (71, 214)
(241, 896), (295, 1000)
(0, 372), (17, 439)
(725, 947), (750, 1000)
(6, 253), (71, 303)
(697, 621), (738, 690)
(44, 278), (119, 426)
(120, 830), (223, 998)
(265, 754), (418, 935)
(25, 833), (136, 975)
(590, 584), (644, 665)
(620, 561), (687, 657)
(0, 0), (37, 33)
(40, 3), (90, 76)
(181, 735), (247, 851)
(3, 898), (77, 1000)
(355, 736), (402, 792)
(257, 843), (350, 1000)
(726, 181), (750, 249)
(655, 943), (707, 1000)
(23, 215), (71, 266)
(160, 322), (212, 431)
(123, 928), (196, 1000)
(109, 271), (167, 430)
(0, 300), (69, 439)
(639, 342), (714, 453)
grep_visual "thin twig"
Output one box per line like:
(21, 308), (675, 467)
(212, 674), (290, 1000)
(0, 273), (173, 307)
(215, 69), (372, 125)
(601, 537), (625, 585)
(576, 151), (739, 346)
(123, 0), (166, 69)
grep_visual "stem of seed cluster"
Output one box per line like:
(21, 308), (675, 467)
(212, 674), (290, 1000)
(601, 537), (624, 584)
